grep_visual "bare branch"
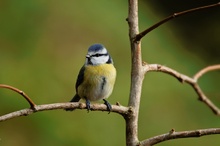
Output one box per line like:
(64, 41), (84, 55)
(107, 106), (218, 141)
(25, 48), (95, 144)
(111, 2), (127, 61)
(0, 102), (129, 122)
(192, 84), (220, 115)
(135, 2), (220, 42)
(143, 64), (196, 84)
(192, 65), (220, 115)
(140, 128), (220, 146)
(126, 0), (146, 145)
(194, 64), (220, 80)
(0, 84), (36, 109)
(1, 1), (220, 146)
(143, 64), (220, 115)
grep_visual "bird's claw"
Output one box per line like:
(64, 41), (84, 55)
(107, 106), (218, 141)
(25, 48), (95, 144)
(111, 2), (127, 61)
(103, 99), (112, 114)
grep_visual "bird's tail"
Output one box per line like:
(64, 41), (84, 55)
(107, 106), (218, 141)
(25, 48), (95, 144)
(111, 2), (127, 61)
(69, 94), (81, 102)
(65, 94), (81, 111)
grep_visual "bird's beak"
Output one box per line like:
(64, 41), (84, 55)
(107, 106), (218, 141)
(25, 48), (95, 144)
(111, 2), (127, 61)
(86, 54), (90, 58)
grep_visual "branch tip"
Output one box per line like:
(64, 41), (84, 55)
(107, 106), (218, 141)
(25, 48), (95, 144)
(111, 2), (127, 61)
(0, 84), (36, 109)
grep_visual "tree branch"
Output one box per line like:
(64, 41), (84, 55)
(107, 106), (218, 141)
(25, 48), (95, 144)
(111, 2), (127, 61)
(143, 64), (220, 115)
(126, 0), (146, 145)
(143, 63), (196, 84)
(0, 102), (129, 122)
(194, 64), (220, 80)
(0, 84), (36, 109)
(135, 2), (220, 42)
(1, 1), (220, 146)
(140, 128), (220, 146)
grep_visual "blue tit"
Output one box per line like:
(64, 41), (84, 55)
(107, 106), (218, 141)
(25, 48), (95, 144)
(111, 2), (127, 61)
(65, 44), (116, 112)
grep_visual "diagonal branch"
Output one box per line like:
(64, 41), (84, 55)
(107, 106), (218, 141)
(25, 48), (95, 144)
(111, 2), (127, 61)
(194, 64), (220, 80)
(143, 63), (196, 84)
(140, 128), (220, 146)
(0, 84), (36, 109)
(192, 84), (220, 115)
(143, 64), (220, 115)
(135, 2), (220, 42)
(0, 102), (129, 122)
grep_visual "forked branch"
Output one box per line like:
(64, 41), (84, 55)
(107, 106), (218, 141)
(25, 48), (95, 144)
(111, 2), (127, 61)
(0, 1), (219, 146)
(143, 64), (220, 115)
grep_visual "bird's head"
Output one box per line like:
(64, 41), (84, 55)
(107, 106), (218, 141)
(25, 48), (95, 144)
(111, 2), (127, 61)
(85, 44), (113, 65)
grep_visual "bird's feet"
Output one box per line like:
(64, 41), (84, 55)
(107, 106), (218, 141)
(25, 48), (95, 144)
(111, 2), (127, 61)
(85, 99), (112, 113)
(103, 99), (112, 114)
(85, 99), (91, 112)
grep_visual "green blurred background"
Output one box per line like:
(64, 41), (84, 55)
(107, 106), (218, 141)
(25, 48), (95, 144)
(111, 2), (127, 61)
(0, 1), (220, 146)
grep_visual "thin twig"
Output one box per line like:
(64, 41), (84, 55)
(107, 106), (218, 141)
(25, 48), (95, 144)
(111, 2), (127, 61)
(140, 128), (220, 146)
(0, 102), (129, 122)
(135, 2), (220, 42)
(194, 64), (220, 80)
(0, 84), (36, 109)
(143, 64), (220, 115)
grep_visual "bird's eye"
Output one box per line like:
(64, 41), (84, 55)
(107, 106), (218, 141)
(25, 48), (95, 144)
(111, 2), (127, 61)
(91, 53), (108, 57)
(93, 54), (100, 57)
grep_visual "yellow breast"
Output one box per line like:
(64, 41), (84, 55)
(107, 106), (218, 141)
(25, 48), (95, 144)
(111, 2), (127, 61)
(77, 64), (116, 101)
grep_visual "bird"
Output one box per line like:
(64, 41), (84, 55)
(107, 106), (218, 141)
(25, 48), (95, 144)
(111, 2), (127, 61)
(65, 44), (116, 112)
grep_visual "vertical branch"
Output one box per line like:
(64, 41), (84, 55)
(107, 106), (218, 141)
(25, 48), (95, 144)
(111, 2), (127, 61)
(126, 0), (145, 145)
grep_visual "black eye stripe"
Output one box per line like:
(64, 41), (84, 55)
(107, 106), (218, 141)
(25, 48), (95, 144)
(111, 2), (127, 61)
(91, 53), (108, 57)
